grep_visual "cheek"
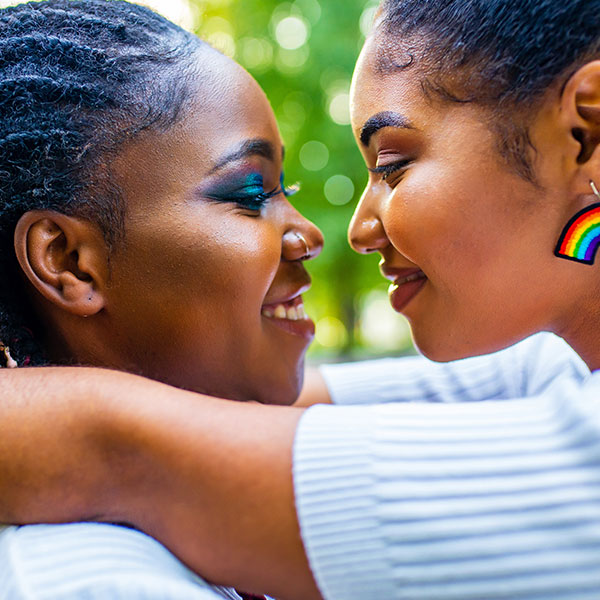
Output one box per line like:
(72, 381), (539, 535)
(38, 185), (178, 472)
(168, 227), (280, 312)
(111, 217), (282, 324)
(387, 166), (532, 274)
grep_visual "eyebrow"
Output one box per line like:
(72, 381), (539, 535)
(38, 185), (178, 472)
(209, 139), (283, 174)
(360, 111), (415, 147)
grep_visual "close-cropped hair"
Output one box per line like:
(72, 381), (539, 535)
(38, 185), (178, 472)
(379, 0), (600, 180)
(0, 0), (206, 366)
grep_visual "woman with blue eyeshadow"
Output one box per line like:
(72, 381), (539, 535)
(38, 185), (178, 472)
(0, 0), (322, 598)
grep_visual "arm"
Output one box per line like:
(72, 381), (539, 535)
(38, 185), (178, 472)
(0, 367), (319, 600)
(3, 353), (599, 600)
(294, 380), (600, 599)
(294, 367), (332, 407)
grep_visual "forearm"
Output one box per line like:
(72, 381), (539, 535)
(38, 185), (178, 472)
(108, 385), (317, 599)
(0, 367), (320, 600)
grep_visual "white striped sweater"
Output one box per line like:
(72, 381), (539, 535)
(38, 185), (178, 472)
(294, 333), (600, 599)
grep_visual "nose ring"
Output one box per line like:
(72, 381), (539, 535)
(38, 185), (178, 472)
(295, 232), (310, 260)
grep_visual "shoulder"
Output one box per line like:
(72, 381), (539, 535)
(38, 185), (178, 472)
(0, 523), (231, 600)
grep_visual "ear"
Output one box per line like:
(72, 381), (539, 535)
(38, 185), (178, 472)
(561, 61), (600, 176)
(14, 211), (108, 317)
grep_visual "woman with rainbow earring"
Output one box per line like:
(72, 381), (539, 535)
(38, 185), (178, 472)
(3, 0), (600, 599)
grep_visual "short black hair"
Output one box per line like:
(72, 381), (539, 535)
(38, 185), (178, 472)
(379, 0), (600, 180)
(0, 0), (207, 366)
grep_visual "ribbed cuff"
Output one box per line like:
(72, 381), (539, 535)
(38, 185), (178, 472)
(293, 405), (394, 600)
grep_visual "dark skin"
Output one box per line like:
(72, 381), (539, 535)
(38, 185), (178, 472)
(7, 51), (323, 599)
(4, 30), (600, 600)
(14, 50), (323, 405)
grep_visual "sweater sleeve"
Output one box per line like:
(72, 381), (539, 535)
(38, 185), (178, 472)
(293, 374), (600, 600)
(319, 333), (588, 406)
(0, 523), (234, 600)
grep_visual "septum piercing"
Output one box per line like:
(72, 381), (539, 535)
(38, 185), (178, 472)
(591, 180), (600, 199)
(295, 232), (310, 260)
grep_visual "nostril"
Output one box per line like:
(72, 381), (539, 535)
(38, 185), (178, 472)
(349, 219), (388, 254)
(349, 235), (374, 254)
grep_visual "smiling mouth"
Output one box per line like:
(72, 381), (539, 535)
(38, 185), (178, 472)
(261, 295), (315, 339)
(389, 270), (428, 313)
(261, 295), (309, 321)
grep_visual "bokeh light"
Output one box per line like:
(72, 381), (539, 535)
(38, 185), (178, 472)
(239, 37), (274, 71)
(293, 0), (321, 24)
(328, 92), (351, 125)
(324, 174), (355, 206)
(275, 15), (309, 50)
(282, 93), (308, 127)
(315, 316), (348, 349)
(300, 141), (329, 172)
(360, 3), (379, 37)
(136, 0), (197, 31)
(358, 290), (414, 352)
(276, 46), (310, 73)
(202, 15), (236, 57)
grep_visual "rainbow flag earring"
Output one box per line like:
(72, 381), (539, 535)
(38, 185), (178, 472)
(555, 180), (600, 265)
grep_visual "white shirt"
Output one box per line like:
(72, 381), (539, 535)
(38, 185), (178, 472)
(293, 333), (600, 599)
(0, 522), (243, 599)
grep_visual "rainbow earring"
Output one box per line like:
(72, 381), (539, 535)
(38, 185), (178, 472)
(555, 180), (600, 265)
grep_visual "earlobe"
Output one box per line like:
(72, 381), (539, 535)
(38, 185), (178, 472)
(14, 211), (107, 317)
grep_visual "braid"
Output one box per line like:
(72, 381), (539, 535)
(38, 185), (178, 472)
(0, 0), (206, 366)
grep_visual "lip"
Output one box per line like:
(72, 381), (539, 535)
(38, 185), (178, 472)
(387, 269), (427, 313)
(262, 278), (315, 340)
(262, 277), (312, 308)
(380, 265), (424, 283)
(263, 310), (316, 340)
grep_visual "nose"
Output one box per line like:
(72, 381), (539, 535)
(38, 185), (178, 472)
(348, 183), (388, 254)
(282, 212), (324, 262)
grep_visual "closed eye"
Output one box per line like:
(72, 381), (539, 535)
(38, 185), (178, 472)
(368, 159), (412, 182)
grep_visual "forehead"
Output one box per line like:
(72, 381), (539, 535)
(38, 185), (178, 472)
(111, 55), (282, 210)
(183, 52), (281, 157)
(350, 33), (429, 138)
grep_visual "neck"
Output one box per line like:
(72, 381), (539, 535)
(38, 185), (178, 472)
(555, 312), (600, 373)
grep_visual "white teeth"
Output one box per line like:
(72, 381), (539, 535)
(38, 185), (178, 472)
(262, 302), (309, 321)
(398, 272), (427, 285)
(297, 304), (307, 320)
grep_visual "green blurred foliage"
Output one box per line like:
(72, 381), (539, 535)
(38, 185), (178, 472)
(190, 0), (415, 359)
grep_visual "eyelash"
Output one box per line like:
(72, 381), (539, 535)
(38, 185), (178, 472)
(368, 159), (412, 183)
(228, 180), (301, 211)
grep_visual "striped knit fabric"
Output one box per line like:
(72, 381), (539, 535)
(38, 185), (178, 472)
(0, 523), (243, 599)
(294, 333), (600, 599)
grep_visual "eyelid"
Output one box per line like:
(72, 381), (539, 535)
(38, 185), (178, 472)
(368, 158), (412, 182)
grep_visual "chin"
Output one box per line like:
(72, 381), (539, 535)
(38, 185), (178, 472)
(256, 362), (305, 406)
(412, 327), (526, 363)
(259, 376), (303, 406)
